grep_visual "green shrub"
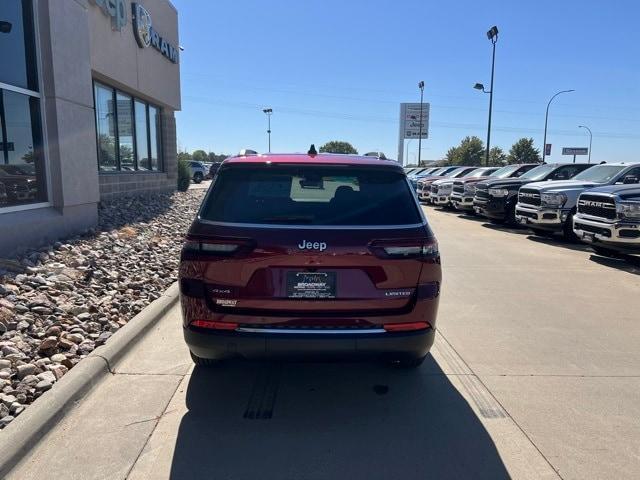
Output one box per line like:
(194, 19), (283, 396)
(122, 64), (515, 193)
(177, 158), (191, 192)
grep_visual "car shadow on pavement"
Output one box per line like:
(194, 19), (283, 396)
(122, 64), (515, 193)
(456, 213), (486, 223)
(169, 356), (510, 480)
(526, 235), (592, 252)
(588, 254), (640, 275)
(481, 222), (529, 236)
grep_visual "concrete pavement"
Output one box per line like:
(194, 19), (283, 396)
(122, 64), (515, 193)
(6, 206), (640, 479)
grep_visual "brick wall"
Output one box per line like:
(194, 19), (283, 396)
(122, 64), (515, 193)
(98, 110), (178, 200)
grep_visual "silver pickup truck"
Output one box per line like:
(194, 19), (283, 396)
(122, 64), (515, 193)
(573, 184), (640, 256)
(514, 163), (640, 239)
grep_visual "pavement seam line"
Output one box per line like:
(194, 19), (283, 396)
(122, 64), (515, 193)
(436, 330), (565, 480)
(124, 373), (187, 480)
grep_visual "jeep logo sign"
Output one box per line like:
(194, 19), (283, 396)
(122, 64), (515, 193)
(132, 3), (179, 63)
(90, 0), (127, 31)
(298, 240), (327, 252)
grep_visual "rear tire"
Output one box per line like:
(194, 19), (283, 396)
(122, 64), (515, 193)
(393, 355), (427, 368)
(193, 172), (204, 184)
(190, 351), (219, 367)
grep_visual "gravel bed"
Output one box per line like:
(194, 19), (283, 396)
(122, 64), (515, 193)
(0, 189), (205, 429)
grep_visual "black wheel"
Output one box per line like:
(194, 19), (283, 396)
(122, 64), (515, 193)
(393, 355), (427, 368)
(190, 351), (219, 367)
(531, 228), (554, 238)
(592, 246), (620, 258)
(562, 211), (578, 242)
(193, 172), (204, 184)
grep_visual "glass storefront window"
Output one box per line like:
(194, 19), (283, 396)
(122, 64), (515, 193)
(0, 90), (46, 207)
(134, 100), (149, 170)
(93, 83), (162, 173)
(0, 0), (38, 91)
(116, 92), (134, 171)
(94, 84), (117, 171)
(149, 106), (161, 171)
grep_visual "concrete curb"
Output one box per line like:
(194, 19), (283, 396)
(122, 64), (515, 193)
(0, 282), (180, 476)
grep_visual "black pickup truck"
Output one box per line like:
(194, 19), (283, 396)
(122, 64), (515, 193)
(473, 163), (594, 224)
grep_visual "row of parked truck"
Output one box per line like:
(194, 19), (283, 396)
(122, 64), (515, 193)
(406, 161), (640, 259)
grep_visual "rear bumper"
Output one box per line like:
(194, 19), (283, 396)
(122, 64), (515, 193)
(515, 205), (568, 231)
(573, 215), (640, 252)
(184, 326), (435, 360)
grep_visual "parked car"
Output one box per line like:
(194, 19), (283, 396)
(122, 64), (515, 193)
(431, 167), (499, 207)
(0, 164), (38, 204)
(208, 161), (223, 178)
(451, 164), (537, 211)
(188, 161), (207, 183)
(0, 182), (7, 207)
(515, 163), (640, 239)
(416, 166), (460, 201)
(474, 163), (594, 224)
(429, 166), (480, 206)
(179, 152), (441, 367)
(573, 184), (640, 256)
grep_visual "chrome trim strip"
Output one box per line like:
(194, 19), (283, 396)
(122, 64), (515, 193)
(196, 219), (428, 230)
(235, 327), (386, 334)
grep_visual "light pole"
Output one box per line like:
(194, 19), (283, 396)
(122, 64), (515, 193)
(578, 125), (592, 164)
(262, 108), (272, 152)
(542, 90), (574, 163)
(418, 81), (425, 166)
(473, 25), (498, 167)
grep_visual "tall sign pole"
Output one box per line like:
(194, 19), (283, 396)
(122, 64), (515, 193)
(418, 81), (425, 166)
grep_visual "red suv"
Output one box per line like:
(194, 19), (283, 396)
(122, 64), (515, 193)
(179, 152), (441, 367)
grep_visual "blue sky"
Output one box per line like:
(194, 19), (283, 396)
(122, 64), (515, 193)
(172, 0), (640, 164)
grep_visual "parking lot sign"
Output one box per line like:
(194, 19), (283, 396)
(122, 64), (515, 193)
(399, 103), (430, 140)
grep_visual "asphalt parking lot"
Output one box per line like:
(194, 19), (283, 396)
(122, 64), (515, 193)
(7, 205), (640, 480)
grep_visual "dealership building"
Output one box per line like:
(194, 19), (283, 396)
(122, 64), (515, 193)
(0, 0), (181, 256)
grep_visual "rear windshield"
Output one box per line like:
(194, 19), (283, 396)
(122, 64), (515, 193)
(200, 166), (423, 226)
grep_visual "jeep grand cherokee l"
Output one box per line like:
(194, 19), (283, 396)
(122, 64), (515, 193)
(179, 153), (441, 368)
(451, 164), (538, 212)
(473, 163), (593, 224)
(515, 163), (640, 239)
(573, 184), (640, 256)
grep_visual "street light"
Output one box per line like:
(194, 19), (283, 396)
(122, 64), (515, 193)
(262, 108), (272, 152)
(474, 25), (498, 167)
(542, 89), (574, 163)
(417, 81), (425, 166)
(578, 125), (592, 164)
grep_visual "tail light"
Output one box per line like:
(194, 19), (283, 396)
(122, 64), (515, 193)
(181, 236), (255, 259)
(190, 319), (239, 330)
(383, 321), (430, 332)
(369, 238), (438, 260)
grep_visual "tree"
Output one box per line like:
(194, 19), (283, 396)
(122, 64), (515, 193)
(192, 149), (208, 162)
(446, 136), (485, 166)
(177, 151), (192, 162)
(487, 146), (507, 166)
(445, 146), (460, 164)
(319, 141), (358, 155)
(507, 138), (541, 164)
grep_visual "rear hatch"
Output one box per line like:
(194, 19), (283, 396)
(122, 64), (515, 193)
(184, 163), (439, 319)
